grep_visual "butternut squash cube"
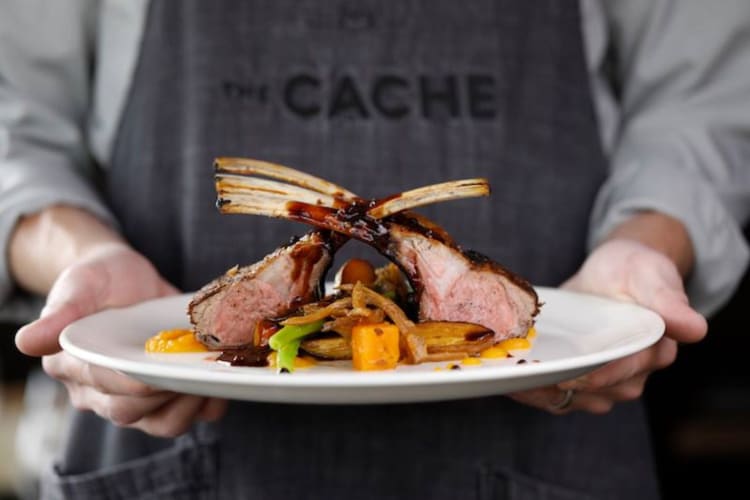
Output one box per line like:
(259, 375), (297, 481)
(351, 323), (400, 371)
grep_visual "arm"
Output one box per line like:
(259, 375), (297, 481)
(10, 206), (124, 296)
(605, 211), (693, 277)
(10, 205), (141, 357)
(2, 2), (226, 435)
(12, 205), (228, 436)
(0, 0), (117, 319)
(590, 0), (750, 315)
(511, 0), (750, 413)
(511, 212), (707, 414)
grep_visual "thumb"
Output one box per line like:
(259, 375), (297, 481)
(16, 272), (178, 357)
(16, 300), (97, 356)
(16, 268), (102, 357)
(648, 288), (707, 344)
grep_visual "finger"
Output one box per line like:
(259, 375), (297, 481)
(508, 386), (614, 415)
(133, 395), (208, 438)
(67, 384), (176, 426)
(43, 353), (163, 396)
(18, 278), (178, 358)
(16, 301), (94, 356)
(559, 338), (677, 391)
(508, 386), (566, 413)
(586, 374), (649, 403)
(649, 288), (707, 344)
(197, 398), (228, 422)
(560, 391), (614, 414)
(15, 265), (106, 356)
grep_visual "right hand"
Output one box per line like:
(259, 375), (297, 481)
(15, 242), (227, 437)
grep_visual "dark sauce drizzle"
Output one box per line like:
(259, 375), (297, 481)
(217, 346), (271, 367)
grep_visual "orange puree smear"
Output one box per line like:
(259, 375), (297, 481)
(498, 338), (531, 350)
(145, 329), (208, 353)
(480, 346), (509, 359)
(479, 327), (535, 359)
(461, 357), (482, 366)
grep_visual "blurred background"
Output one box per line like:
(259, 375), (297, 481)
(644, 229), (750, 498)
(0, 237), (748, 499)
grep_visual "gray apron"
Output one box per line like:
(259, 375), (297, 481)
(42, 1), (660, 498)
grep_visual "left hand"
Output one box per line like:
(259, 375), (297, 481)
(508, 239), (707, 414)
(16, 243), (228, 437)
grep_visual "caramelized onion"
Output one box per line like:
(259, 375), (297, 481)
(281, 297), (353, 325)
(351, 282), (414, 333)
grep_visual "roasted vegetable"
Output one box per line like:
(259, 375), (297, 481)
(301, 336), (353, 360)
(373, 262), (411, 301)
(281, 298), (352, 326)
(268, 320), (325, 372)
(230, 259), (533, 372)
(411, 321), (495, 354)
(351, 323), (400, 371)
(335, 258), (376, 287)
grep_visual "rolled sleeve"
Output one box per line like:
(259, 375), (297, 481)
(0, 0), (117, 321)
(0, 150), (117, 318)
(592, 0), (750, 316)
(590, 137), (750, 315)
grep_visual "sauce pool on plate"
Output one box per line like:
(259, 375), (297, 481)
(145, 329), (208, 353)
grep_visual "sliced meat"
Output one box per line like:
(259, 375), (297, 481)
(188, 231), (336, 349)
(385, 216), (539, 340)
(277, 207), (541, 341)
(206, 159), (527, 344)
(193, 174), (489, 349)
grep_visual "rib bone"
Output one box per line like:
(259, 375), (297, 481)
(216, 175), (348, 218)
(216, 174), (490, 220)
(215, 157), (489, 220)
(215, 157), (358, 200)
(368, 178), (490, 218)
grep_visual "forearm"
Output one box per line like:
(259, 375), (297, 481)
(605, 211), (695, 278)
(9, 205), (124, 295)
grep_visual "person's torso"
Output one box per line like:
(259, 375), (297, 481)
(108, 0), (607, 293)
(45, 3), (658, 499)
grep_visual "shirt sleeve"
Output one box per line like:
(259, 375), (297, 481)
(590, 0), (750, 315)
(0, 0), (118, 322)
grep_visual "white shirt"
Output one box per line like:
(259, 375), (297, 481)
(1, 0), (749, 321)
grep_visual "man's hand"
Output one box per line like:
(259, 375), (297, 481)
(13, 207), (227, 437)
(509, 213), (708, 414)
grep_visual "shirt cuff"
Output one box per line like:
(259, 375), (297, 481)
(589, 143), (749, 316)
(0, 163), (117, 323)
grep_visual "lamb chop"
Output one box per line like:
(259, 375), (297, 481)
(216, 166), (540, 343)
(189, 158), (491, 349)
(189, 230), (338, 348)
(381, 213), (540, 341)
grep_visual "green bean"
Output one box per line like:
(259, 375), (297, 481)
(269, 320), (324, 373)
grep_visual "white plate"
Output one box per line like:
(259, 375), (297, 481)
(60, 287), (664, 405)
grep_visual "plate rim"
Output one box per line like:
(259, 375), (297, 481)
(59, 286), (665, 390)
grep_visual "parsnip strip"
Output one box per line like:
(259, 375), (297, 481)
(281, 297), (353, 325)
(401, 331), (428, 364)
(424, 352), (469, 362)
(351, 282), (414, 333)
